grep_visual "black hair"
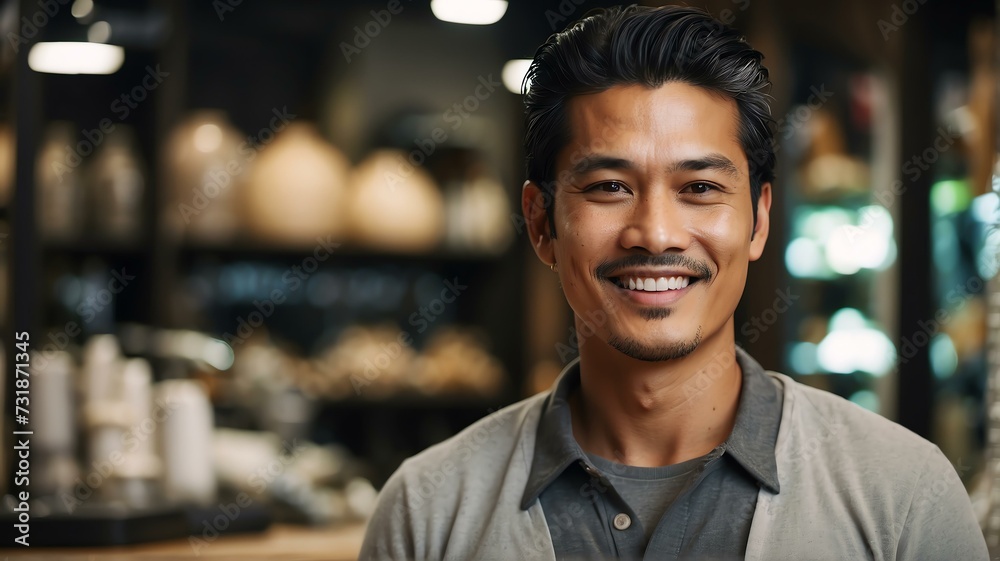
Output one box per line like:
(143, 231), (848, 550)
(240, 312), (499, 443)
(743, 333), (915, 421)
(523, 4), (775, 236)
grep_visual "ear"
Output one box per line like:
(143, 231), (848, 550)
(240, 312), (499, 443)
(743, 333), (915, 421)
(521, 180), (555, 266)
(749, 182), (771, 261)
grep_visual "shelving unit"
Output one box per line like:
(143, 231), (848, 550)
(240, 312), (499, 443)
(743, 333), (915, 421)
(9, 0), (530, 491)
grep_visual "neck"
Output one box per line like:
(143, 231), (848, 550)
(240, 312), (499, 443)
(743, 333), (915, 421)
(571, 318), (742, 468)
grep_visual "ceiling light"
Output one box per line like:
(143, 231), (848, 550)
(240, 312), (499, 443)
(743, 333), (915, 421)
(71, 0), (94, 19)
(502, 59), (531, 94)
(28, 42), (124, 75)
(431, 0), (507, 25)
(87, 21), (111, 43)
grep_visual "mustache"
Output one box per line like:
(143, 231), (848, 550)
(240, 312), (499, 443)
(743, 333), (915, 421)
(594, 254), (712, 281)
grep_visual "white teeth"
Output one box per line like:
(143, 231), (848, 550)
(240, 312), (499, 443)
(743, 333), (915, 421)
(619, 275), (691, 292)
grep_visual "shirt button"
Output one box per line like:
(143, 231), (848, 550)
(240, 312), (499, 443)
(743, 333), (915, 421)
(613, 513), (631, 531)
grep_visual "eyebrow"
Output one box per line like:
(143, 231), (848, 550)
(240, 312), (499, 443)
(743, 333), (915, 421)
(668, 154), (743, 179)
(569, 155), (634, 177)
(568, 153), (743, 180)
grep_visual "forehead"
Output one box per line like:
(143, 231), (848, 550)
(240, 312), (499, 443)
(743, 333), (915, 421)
(560, 82), (747, 174)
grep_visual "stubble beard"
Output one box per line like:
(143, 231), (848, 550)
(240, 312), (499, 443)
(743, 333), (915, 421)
(607, 322), (703, 362)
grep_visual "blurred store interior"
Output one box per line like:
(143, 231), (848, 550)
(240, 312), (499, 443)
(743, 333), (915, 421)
(0, 0), (998, 556)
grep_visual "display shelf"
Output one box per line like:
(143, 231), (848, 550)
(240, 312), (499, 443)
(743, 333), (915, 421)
(311, 397), (511, 487)
(42, 239), (148, 257)
(14, 0), (529, 503)
(177, 240), (510, 265)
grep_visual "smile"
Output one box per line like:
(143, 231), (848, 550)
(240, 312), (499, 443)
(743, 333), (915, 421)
(613, 276), (691, 292)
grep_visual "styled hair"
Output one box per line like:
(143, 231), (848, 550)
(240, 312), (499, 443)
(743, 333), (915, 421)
(523, 4), (775, 236)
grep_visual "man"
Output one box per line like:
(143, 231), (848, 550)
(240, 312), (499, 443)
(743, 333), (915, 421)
(360, 5), (989, 560)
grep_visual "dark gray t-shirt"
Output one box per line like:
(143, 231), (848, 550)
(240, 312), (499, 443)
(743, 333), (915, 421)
(524, 348), (783, 560)
(586, 451), (702, 543)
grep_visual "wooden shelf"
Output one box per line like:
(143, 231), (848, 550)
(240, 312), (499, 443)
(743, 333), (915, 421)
(42, 239), (148, 257)
(177, 240), (509, 266)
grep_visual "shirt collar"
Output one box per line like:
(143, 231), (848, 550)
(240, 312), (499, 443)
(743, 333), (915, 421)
(520, 346), (782, 510)
(519, 356), (588, 510)
(726, 346), (782, 494)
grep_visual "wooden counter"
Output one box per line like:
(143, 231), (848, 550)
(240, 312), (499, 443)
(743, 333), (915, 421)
(0, 522), (367, 560)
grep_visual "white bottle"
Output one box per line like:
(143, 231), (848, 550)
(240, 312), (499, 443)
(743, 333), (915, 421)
(155, 379), (216, 505)
(32, 350), (80, 499)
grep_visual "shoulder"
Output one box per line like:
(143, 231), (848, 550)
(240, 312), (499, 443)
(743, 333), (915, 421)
(372, 391), (547, 515)
(360, 392), (548, 559)
(766, 370), (952, 519)
(769, 371), (939, 464)
(767, 372), (973, 540)
(750, 373), (986, 558)
(396, 391), (547, 480)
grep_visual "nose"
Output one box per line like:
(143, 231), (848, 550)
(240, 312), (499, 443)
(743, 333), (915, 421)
(619, 189), (691, 254)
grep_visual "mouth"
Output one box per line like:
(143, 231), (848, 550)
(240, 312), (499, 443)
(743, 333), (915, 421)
(610, 275), (695, 292)
(595, 256), (711, 297)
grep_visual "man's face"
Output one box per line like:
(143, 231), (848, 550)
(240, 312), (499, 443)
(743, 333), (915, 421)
(528, 81), (770, 362)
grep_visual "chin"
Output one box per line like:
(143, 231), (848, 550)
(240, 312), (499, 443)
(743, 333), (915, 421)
(607, 327), (702, 362)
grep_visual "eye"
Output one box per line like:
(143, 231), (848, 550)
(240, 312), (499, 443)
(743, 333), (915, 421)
(685, 182), (718, 194)
(586, 180), (629, 194)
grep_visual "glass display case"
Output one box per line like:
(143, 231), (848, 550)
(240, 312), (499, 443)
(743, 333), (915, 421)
(768, 46), (900, 418)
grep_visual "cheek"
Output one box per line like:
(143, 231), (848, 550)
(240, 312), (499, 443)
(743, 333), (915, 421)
(554, 203), (619, 302)
(555, 200), (620, 253)
(696, 208), (752, 266)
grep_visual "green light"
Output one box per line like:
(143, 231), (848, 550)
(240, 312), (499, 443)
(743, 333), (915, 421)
(930, 179), (972, 215)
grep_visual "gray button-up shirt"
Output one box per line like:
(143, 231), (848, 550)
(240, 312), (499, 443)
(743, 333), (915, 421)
(521, 348), (783, 560)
